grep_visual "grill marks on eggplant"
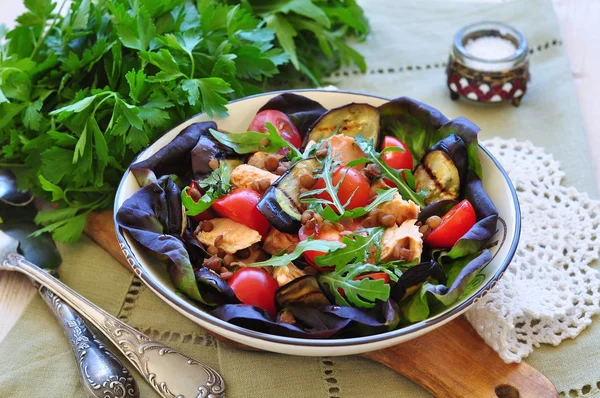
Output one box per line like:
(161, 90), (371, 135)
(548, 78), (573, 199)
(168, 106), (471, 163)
(414, 134), (468, 205)
(257, 158), (320, 233)
(304, 103), (380, 147)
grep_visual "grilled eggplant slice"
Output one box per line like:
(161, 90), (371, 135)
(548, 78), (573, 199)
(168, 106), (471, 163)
(304, 103), (380, 147)
(276, 275), (331, 308)
(413, 134), (468, 205)
(390, 260), (446, 302)
(257, 158), (320, 233)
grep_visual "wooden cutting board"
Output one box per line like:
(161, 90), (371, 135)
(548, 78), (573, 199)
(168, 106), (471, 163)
(86, 210), (558, 398)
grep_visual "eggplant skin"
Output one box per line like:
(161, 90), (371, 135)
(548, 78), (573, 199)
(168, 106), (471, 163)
(257, 158), (320, 233)
(414, 134), (468, 205)
(304, 103), (380, 147)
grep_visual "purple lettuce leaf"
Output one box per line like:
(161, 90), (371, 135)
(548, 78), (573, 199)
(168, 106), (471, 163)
(399, 250), (492, 323)
(130, 122), (217, 186)
(211, 299), (400, 339)
(116, 177), (208, 304)
(379, 97), (450, 161)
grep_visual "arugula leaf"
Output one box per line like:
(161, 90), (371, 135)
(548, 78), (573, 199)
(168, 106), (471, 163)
(356, 136), (426, 207)
(181, 162), (231, 216)
(304, 188), (397, 222)
(248, 238), (344, 268)
(209, 122), (302, 158)
(316, 228), (383, 269)
(319, 263), (391, 308)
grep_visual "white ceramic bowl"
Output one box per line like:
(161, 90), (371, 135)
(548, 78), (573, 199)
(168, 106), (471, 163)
(114, 90), (520, 356)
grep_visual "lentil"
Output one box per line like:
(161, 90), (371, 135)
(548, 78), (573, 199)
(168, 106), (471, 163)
(201, 220), (214, 232)
(299, 173), (316, 189)
(426, 215), (442, 229)
(208, 157), (219, 170)
(264, 155), (279, 171)
(379, 214), (397, 228)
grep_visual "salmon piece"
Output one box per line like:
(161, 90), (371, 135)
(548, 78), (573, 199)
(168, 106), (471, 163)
(263, 228), (300, 255)
(380, 219), (423, 262)
(328, 135), (366, 169)
(196, 218), (261, 254)
(230, 164), (279, 190)
(375, 193), (420, 226)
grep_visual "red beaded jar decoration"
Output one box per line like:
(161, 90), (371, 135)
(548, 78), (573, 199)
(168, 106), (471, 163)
(447, 21), (530, 107)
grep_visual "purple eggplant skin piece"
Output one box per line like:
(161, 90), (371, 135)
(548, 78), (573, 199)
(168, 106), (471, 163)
(389, 260), (446, 302)
(257, 93), (327, 139)
(257, 158), (320, 233)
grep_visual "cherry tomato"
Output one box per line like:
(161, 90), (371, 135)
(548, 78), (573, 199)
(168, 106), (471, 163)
(186, 181), (217, 222)
(425, 199), (477, 248)
(382, 136), (413, 170)
(228, 268), (279, 318)
(212, 188), (270, 237)
(248, 110), (302, 155)
(381, 137), (413, 187)
(298, 225), (341, 271)
(314, 167), (370, 211)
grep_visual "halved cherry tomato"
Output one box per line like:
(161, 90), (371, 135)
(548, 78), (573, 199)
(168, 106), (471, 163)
(425, 199), (477, 248)
(298, 225), (341, 271)
(212, 188), (270, 237)
(228, 268), (279, 318)
(248, 110), (302, 155)
(314, 166), (370, 211)
(381, 136), (413, 187)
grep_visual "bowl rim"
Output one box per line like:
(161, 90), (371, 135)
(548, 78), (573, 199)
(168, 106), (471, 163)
(114, 88), (521, 348)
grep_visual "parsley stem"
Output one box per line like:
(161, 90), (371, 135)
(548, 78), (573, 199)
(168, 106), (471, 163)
(31, 0), (67, 59)
(0, 163), (27, 168)
(189, 53), (195, 79)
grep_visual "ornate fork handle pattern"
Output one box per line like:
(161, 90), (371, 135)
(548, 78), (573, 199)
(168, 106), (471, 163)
(2, 252), (226, 398)
(39, 286), (139, 398)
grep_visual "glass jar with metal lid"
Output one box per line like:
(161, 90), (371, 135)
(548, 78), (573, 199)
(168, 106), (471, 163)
(447, 21), (530, 106)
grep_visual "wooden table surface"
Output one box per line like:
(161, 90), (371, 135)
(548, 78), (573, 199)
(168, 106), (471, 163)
(1, 0), (599, 345)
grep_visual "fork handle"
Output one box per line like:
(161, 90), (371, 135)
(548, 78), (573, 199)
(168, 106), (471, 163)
(38, 285), (139, 398)
(3, 252), (225, 398)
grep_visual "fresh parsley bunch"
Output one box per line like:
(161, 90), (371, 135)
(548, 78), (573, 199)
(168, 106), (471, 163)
(0, 0), (368, 242)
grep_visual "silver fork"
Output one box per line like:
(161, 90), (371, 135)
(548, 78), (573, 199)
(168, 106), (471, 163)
(0, 230), (226, 398)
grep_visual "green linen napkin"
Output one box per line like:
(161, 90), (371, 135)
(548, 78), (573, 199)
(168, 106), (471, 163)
(1, 0), (598, 397)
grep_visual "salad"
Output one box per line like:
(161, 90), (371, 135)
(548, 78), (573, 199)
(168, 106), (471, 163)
(117, 93), (499, 339)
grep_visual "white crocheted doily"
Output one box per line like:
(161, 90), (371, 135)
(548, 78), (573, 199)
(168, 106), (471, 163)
(466, 138), (600, 363)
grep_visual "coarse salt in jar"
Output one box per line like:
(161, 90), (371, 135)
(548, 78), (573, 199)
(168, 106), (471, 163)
(447, 21), (530, 106)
